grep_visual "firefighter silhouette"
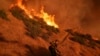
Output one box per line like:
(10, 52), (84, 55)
(49, 40), (61, 56)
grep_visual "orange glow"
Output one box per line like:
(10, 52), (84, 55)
(16, 0), (33, 18)
(32, 7), (59, 28)
(11, 0), (59, 28)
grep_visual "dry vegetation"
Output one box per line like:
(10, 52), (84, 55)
(66, 29), (100, 49)
(9, 6), (59, 40)
(0, 9), (9, 21)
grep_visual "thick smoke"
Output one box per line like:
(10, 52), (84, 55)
(0, 0), (11, 10)
(0, 0), (100, 39)
(79, 0), (100, 38)
(27, 0), (100, 39)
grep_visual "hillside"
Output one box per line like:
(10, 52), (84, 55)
(0, 0), (100, 56)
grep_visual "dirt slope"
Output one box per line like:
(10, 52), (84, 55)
(0, 9), (100, 56)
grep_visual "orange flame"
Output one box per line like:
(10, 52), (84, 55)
(11, 0), (58, 28)
(16, 0), (33, 18)
(32, 7), (59, 28)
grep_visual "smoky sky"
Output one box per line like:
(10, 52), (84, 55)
(0, 0), (100, 38)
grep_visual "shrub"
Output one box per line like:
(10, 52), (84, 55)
(0, 9), (9, 20)
(9, 6), (59, 39)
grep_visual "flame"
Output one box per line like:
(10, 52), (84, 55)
(32, 7), (59, 28)
(16, 0), (33, 18)
(11, 0), (58, 28)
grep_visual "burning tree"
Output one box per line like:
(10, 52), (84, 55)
(9, 0), (59, 39)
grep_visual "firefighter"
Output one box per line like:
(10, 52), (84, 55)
(49, 40), (61, 56)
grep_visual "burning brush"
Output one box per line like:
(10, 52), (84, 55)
(10, 0), (59, 28)
(9, 0), (59, 39)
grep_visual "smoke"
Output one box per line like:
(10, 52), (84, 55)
(78, 0), (100, 38)
(29, 0), (85, 29)
(39, 0), (100, 38)
(0, 0), (14, 10)
(0, 0), (100, 38)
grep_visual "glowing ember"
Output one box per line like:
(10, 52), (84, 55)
(32, 7), (59, 28)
